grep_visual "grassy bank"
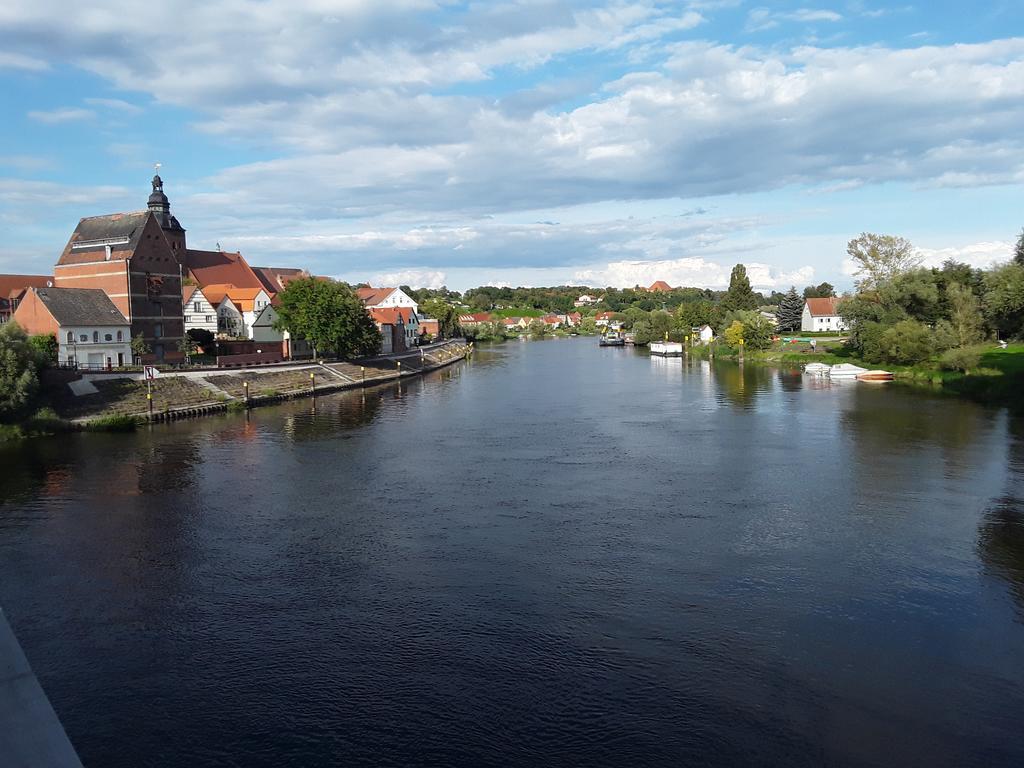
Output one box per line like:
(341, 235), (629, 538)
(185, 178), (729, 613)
(699, 340), (1024, 410)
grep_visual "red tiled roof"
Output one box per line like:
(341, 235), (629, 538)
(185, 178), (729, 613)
(252, 266), (309, 295)
(201, 283), (268, 312)
(369, 307), (415, 326)
(805, 297), (841, 317)
(357, 286), (396, 306)
(0, 274), (52, 300)
(648, 280), (672, 292)
(183, 249), (263, 290)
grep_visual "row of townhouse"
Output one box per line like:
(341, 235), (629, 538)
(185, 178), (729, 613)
(458, 312), (583, 331)
(3, 176), (445, 368)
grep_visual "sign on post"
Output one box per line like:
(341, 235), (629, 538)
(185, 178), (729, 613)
(144, 365), (159, 381)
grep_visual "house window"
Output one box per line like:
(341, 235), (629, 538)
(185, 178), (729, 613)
(67, 331), (73, 343)
(194, 301), (201, 312)
(79, 334), (88, 342)
(154, 323), (163, 338)
(205, 315), (213, 323)
(92, 331), (99, 343)
(117, 330), (123, 342)
(67, 356), (74, 366)
(104, 333), (112, 341)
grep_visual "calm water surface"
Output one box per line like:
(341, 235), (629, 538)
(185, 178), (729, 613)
(2, 338), (1023, 767)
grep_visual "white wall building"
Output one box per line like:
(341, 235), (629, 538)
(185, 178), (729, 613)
(801, 298), (848, 332)
(12, 286), (132, 369)
(182, 285), (218, 336)
(357, 286), (419, 315)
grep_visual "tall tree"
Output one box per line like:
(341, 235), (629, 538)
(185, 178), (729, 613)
(775, 286), (804, 332)
(803, 282), (835, 299)
(0, 322), (41, 421)
(1015, 227), (1024, 266)
(274, 278), (381, 358)
(721, 264), (758, 312)
(984, 263), (1024, 340)
(847, 233), (920, 291)
(421, 299), (460, 338)
(946, 281), (985, 347)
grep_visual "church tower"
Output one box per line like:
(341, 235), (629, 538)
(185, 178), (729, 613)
(147, 174), (187, 254)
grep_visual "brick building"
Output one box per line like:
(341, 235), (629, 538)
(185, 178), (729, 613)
(52, 175), (186, 361)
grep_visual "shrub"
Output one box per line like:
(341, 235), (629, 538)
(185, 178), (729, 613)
(940, 346), (984, 374)
(85, 414), (139, 432)
(226, 400), (248, 413)
(878, 319), (934, 365)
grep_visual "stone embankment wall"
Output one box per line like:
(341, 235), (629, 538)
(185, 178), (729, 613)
(52, 341), (471, 424)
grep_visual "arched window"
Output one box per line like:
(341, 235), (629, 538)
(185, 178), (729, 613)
(66, 331), (73, 343)
(92, 331), (99, 343)
(116, 330), (123, 342)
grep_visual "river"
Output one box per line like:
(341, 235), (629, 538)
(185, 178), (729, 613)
(2, 337), (1023, 767)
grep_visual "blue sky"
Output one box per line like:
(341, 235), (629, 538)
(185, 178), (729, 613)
(1, 1), (1022, 292)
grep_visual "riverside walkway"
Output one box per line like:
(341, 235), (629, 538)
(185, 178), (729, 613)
(0, 608), (82, 767)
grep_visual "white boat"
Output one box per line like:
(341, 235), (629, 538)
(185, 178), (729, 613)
(650, 341), (683, 357)
(804, 362), (831, 376)
(828, 363), (869, 379)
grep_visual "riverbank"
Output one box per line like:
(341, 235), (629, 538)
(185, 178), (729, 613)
(1, 340), (470, 439)
(694, 340), (1024, 411)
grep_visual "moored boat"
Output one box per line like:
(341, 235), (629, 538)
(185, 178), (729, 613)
(856, 370), (895, 382)
(599, 330), (625, 347)
(828, 363), (869, 379)
(804, 362), (831, 376)
(650, 341), (683, 357)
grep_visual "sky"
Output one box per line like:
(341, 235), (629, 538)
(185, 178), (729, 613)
(1, 1), (1022, 293)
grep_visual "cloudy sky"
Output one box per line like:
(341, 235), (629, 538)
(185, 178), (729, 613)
(1, 1), (1022, 292)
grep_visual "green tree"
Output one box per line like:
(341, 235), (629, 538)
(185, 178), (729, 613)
(940, 346), (983, 375)
(0, 322), (41, 421)
(178, 335), (199, 364)
(803, 282), (836, 299)
(878, 319), (934, 365)
(775, 286), (804, 332)
(187, 328), (215, 349)
(1016, 228), (1024, 266)
(632, 320), (656, 344)
(28, 334), (58, 366)
(528, 319), (548, 337)
(274, 278), (381, 358)
(421, 298), (460, 338)
(578, 317), (597, 335)
(847, 233), (920, 291)
(721, 264), (759, 312)
(984, 262), (1024, 339)
(724, 320), (745, 347)
(946, 281), (985, 347)
(131, 333), (151, 362)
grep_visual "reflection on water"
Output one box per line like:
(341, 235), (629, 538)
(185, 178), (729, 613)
(1, 340), (1023, 768)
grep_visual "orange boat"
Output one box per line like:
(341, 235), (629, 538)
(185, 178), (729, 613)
(856, 370), (895, 382)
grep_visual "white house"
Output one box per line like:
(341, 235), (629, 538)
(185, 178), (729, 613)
(251, 304), (313, 359)
(357, 286), (419, 315)
(182, 285), (218, 337)
(204, 284), (272, 339)
(698, 324), (715, 344)
(574, 294), (598, 307)
(801, 297), (848, 333)
(13, 286), (131, 369)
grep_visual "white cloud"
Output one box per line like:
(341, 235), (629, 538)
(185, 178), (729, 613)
(916, 241), (1015, 270)
(0, 51), (48, 71)
(573, 257), (814, 290)
(27, 107), (95, 124)
(369, 269), (448, 289)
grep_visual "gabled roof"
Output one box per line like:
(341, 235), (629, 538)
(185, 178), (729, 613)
(252, 266), (309, 295)
(182, 249), (264, 290)
(0, 274), (51, 300)
(201, 283), (268, 312)
(648, 280), (672, 292)
(57, 211), (154, 265)
(28, 287), (127, 326)
(357, 286), (396, 306)
(369, 307), (416, 326)
(805, 297), (841, 317)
